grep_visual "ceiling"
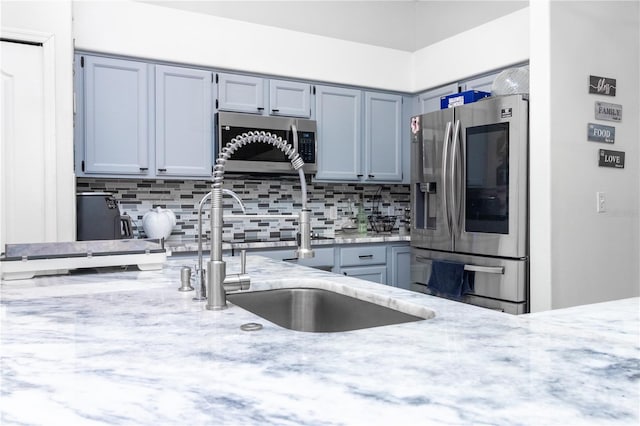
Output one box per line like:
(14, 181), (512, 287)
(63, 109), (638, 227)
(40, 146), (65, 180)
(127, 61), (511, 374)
(139, 1), (528, 52)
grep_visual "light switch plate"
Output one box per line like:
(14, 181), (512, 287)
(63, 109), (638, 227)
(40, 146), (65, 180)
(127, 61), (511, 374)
(597, 192), (606, 213)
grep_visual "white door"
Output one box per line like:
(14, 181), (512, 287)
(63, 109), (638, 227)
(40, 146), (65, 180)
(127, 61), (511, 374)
(0, 40), (46, 245)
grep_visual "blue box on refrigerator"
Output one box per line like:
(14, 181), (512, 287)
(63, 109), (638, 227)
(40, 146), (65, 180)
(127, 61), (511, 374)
(440, 90), (491, 109)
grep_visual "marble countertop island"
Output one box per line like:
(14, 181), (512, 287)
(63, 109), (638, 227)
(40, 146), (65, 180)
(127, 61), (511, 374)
(1, 256), (638, 425)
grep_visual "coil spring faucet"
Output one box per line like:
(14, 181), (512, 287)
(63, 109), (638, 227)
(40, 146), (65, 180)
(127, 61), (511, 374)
(200, 127), (314, 311)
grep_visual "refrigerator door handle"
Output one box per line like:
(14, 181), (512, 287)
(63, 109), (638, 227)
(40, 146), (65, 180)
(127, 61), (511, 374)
(415, 256), (505, 275)
(450, 119), (463, 237)
(441, 121), (453, 235)
(463, 264), (505, 275)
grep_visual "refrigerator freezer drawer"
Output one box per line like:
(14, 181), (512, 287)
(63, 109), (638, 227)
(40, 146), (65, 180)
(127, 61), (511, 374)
(411, 248), (528, 303)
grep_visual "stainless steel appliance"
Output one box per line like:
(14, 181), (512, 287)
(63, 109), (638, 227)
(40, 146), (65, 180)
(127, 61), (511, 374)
(410, 94), (529, 314)
(76, 192), (133, 241)
(216, 112), (317, 174)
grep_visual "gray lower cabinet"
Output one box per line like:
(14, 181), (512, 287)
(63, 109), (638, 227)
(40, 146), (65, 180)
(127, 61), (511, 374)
(241, 246), (335, 271)
(340, 265), (387, 284)
(389, 244), (411, 289)
(76, 55), (213, 179)
(335, 244), (388, 284)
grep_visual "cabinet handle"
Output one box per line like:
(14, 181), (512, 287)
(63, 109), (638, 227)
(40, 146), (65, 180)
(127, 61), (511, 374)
(357, 174), (364, 178)
(158, 168), (167, 172)
(358, 254), (373, 259)
(139, 167), (149, 171)
(368, 174), (375, 178)
(272, 109), (279, 113)
(343, 272), (348, 276)
(257, 107), (264, 111)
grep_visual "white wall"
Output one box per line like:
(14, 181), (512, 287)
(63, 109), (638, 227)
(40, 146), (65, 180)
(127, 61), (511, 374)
(547, 1), (640, 308)
(528, 0), (553, 312)
(411, 8), (529, 92)
(72, 0), (413, 92)
(1, 1), (75, 243)
(72, 1), (529, 94)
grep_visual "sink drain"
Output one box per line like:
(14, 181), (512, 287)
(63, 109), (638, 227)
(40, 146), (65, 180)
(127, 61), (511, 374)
(240, 322), (263, 332)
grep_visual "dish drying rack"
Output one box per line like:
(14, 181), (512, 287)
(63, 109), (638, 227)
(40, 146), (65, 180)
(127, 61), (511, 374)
(367, 186), (398, 233)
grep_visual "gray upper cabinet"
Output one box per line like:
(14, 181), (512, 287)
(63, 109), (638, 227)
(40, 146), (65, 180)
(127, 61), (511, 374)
(315, 86), (405, 183)
(77, 55), (214, 179)
(82, 56), (150, 175)
(314, 85), (362, 181)
(364, 92), (402, 182)
(416, 83), (458, 115)
(155, 65), (213, 177)
(459, 72), (498, 93)
(217, 73), (264, 114)
(269, 79), (311, 118)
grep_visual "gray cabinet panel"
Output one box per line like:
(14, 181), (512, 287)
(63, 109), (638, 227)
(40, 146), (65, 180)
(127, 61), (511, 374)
(417, 83), (458, 115)
(217, 73), (264, 114)
(340, 265), (387, 284)
(389, 244), (411, 289)
(269, 80), (311, 118)
(365, 92), (402, 181)
(339, 244), (386, 267)
(83, 56), (149, 175)
(314, 86), (362, 181)
(155, 65), (213, 177)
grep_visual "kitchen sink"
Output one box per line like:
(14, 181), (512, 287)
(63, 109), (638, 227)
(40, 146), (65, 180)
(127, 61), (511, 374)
(227, 287), (431, 332)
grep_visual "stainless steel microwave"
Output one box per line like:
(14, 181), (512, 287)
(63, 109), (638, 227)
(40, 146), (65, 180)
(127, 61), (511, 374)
(216, 112), (317, 174)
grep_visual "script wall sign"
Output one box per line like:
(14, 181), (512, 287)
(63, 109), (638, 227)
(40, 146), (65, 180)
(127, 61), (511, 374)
(589, 75), (617, 96)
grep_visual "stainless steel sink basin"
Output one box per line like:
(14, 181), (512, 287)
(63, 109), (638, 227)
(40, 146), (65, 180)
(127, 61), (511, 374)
(227, 287), (430, 332)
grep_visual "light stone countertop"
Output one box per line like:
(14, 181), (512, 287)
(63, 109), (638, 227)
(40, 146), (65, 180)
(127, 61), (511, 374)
(166, 231), (411, 253)
(1, 256), (638, 425)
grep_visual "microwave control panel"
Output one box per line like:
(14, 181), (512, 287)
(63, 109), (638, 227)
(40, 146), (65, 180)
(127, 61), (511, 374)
(298, 131), (316, 163)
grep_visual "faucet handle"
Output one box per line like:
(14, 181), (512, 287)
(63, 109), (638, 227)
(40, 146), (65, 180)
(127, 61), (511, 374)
(240, 250), (247, 275)
(192, 263), (207, 301)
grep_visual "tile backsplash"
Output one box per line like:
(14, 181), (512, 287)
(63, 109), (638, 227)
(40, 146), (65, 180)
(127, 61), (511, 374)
(76, 176), (410, 243)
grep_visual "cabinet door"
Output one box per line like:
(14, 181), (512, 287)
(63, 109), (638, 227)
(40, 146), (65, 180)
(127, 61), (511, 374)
(155, 65), (213, 177)
(416, 83), (458, 115)
(389, 245), (411, 290)
(269, 80), (311, 118)
(83, 56), (149, 175)
(217, 73), (264, 114)
(340, 265), (387, 284)
(339, 244), (387, 267)
(364, 92), (402, 182)
(459, 72), (498, 93)
(314, 85), (362, 181)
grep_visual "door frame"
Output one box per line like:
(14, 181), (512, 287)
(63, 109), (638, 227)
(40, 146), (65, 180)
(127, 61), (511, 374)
(1, 27), (57, 242)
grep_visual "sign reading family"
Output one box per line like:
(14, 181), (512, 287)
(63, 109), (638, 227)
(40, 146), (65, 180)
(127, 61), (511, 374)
(589, 75), (617, 96)
(595, 101), (622, 122)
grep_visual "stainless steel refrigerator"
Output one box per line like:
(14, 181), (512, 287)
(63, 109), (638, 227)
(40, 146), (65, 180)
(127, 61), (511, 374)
(410, 94), (529, 314)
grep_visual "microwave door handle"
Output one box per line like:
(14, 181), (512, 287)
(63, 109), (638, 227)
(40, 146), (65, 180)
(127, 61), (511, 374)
(450, 120), (463, 237)
(291, 124), (299, 152)
(441, 121), (453, 235)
